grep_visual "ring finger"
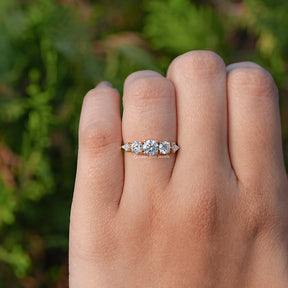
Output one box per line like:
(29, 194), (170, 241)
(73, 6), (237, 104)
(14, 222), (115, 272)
(121, 70), (177, 205)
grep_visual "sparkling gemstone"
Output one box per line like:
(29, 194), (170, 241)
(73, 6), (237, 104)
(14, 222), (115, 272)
(159, 141), (171, 154)
(131, 141), (143, 154)
(172, 144), (179, 153)
(121, 143), (130, 152)
(143, 140), (159, 156)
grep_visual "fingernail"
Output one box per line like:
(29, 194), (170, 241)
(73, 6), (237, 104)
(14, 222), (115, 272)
(96, 81), (113, 88)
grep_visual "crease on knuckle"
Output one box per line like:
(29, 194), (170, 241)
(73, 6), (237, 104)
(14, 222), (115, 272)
(169, 51), (226, 80)
(240, 183), (275, 234)
(228, 66), (277, 98)
(124, 76), (173, 105)
(188, 187), (219, 236)
(85, 86), (117, 100)
(79, 120), (118, 154)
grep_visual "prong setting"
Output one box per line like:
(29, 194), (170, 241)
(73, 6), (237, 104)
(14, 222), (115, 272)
(121, 140), (179, 156)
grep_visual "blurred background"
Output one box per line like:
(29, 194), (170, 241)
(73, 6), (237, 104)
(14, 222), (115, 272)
(0, 0), (287, 287)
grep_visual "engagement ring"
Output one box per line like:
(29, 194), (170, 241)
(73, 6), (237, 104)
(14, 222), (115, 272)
(121, 140), (179, 156)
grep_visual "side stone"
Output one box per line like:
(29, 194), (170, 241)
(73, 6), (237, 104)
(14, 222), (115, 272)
(159, 141), (171, 154)
(131, 141), (143, 154)
(121, 143), (130, 152)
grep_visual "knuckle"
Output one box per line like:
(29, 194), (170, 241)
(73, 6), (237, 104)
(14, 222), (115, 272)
(124, 70), (161, 85)
(79, 119), (119, 153)
(187, 185), (219, 236)
(84, 86), (118, 102)
(181, 168), (228, 236)
(124, 74), (173, 105)
(84, 88), (100, 100)
(168, 50), (226, 79)
(228, 64), (277, 98)
(194, 196), (218, 235)
(240, 183), (275, 233)
(240, 178), (288, 235)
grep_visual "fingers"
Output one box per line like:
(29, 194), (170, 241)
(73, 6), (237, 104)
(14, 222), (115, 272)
(71, 81), (123, 219)
(226, 62), (286, 183)
(121, 70), (177, 205)
(167, 51), (231, 181)
(69, 82), (123, 286)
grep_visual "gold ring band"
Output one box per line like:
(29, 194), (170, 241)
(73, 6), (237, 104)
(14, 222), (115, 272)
(122, 140), (179, 156)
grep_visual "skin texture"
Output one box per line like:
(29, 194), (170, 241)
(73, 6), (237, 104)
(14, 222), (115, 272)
(69, 51), (288, 287)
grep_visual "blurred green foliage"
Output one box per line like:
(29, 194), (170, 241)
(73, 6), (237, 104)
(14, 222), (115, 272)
(145, 0), (226, 54)
(0, 0), (287, 286)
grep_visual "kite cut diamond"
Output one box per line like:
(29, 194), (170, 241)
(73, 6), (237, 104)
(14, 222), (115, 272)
(131, 141), (143, 154)
(172, 144), (179, 153)
(121, 143), (130, 152)
(143, 140), (159, 156)
(159, 141), (171, 155)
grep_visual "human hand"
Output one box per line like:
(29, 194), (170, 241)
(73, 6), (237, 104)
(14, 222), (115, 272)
(69, 51), (288, 287)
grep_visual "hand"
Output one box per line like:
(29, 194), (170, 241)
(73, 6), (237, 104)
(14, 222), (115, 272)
(69, 51), (288, 287)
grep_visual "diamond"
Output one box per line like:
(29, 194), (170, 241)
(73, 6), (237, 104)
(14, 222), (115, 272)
(121, 143), (130, 152)
(172, 144), (179, 153)
(159, 141), (171, 154)
(143, 140), (159, 156)
(131, 141), (143, 154)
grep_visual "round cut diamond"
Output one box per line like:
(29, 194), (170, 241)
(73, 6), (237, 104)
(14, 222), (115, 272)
(131, 141), (143, 154)
(159, 141), (171, 154)
(143, 140), (159, 156)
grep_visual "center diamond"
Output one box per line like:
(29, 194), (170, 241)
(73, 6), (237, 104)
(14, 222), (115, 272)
(143, 140), (159, 156)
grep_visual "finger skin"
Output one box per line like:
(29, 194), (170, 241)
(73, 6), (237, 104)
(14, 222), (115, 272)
(226, 62), (286, 183)
(121, 70), (177, 208)
(74, 82), (123, 207)
(69, 57), (288, 288)
(70, 82), (123, 285)
(167, 51), (231, 187)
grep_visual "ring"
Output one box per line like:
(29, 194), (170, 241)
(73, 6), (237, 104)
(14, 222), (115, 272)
(121, 140), (179, 156)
